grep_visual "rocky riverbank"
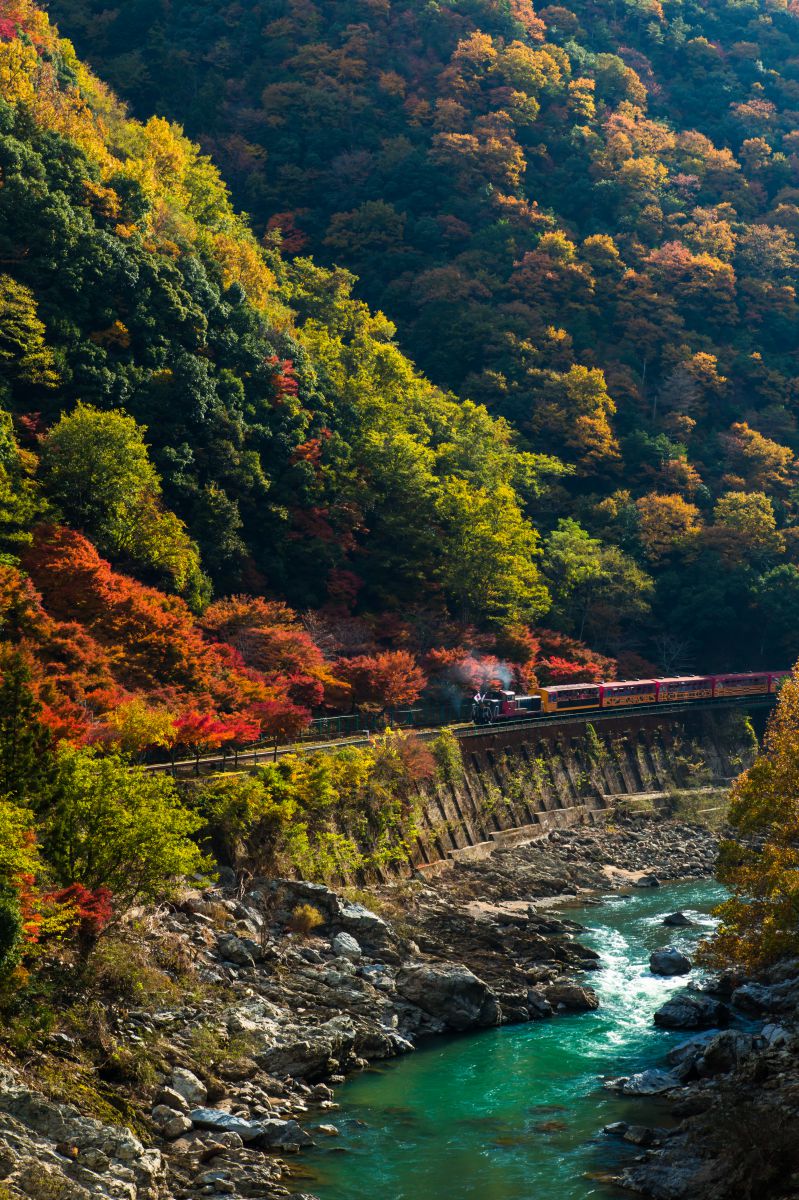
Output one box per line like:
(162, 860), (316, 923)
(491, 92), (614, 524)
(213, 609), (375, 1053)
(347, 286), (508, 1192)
(608, 957), (799, 1200)
(0, 812), (719, 1200)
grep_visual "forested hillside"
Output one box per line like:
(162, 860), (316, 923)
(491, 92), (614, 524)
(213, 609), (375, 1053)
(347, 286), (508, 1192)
(0, 0), (634, 756)
(40, 0), (799, 667)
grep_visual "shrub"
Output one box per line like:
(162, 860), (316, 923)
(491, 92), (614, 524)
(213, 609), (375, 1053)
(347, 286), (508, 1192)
(287, 903), (324, 937)
(42, 747), (212, 912)
(85, 935), (179, 1003)
(432, 728), (464, 786)
(0, 888), (22, 978)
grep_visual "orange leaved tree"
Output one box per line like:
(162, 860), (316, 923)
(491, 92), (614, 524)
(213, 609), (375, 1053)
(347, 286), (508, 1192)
(709, 670), (799, 970)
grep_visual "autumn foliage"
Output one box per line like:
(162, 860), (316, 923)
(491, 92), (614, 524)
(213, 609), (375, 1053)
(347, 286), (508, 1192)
(709, 673), (799, 970)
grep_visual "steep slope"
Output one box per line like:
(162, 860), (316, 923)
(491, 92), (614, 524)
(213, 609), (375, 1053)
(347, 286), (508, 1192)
(40, 0), (799, 665)
(0, 0), (624, 748)
(0, 0), (566, 609)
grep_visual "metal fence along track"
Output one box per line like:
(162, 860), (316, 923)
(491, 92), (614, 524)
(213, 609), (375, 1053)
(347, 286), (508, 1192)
(145, 693), (775, 777)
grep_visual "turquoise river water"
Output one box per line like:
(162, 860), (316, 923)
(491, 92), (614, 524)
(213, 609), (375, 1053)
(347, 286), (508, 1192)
(290, 878), (728, 1200)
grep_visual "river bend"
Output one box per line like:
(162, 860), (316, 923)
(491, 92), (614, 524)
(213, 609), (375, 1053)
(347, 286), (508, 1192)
(293, 879), (726, 1200)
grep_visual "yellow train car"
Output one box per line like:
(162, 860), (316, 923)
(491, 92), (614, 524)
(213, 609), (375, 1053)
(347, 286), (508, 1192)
(540, 683), (602, 714)
(601, 680), (658, 708)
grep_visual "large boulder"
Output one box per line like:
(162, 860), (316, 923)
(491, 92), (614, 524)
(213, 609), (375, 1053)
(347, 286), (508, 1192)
(255, 1015), (358, 1079)
(272, 880), (393, 954)
(650, 947), (692, 976)
(169, 1067), (207, 1107)
(331, 931), (361, 960)
(698, 1029), (756, 1075)
(190, 1108), (264, 1142)
(663, 912), (694, 927)
(605, 1068), (681, 1095)
(394, 963), (500, 1031)
(336, 900), (391, 950)
(0, 1065), (165, 1199)
(543, 982), (600, 1012)
(654, 992), (729, 1030)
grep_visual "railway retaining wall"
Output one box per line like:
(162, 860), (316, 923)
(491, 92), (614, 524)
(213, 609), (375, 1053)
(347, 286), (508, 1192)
(402, 705), (762, 878)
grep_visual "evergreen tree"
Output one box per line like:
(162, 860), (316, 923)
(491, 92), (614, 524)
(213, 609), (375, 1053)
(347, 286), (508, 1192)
(0, 646), (52, 802)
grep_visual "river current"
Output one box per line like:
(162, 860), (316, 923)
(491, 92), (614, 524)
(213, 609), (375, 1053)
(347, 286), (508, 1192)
(291, 878), (727, 1200)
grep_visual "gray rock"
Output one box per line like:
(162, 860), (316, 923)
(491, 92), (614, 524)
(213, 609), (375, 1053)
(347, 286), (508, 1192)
(663, 912), (693, 927)
(394, 963), (500, 1031)
(604, 1121), (629, 1136)
(217, 933), (259, 967)
(255, 1014), (359, 1078)
(154, 1086), (190, 1114)
(0, 1064), (165, 1198)
(650, 947), (692, 976)
(654, 993), (729, 1030)
(252, 1118), (313, 1149)
(335, 901), (392, 953)
(526, 988), (554, 1019)
(730, 981), (776, 1015)
(151, 1104), (192, 1139)
(634, 874), (661, 888)
(606, 1068), (681, 1095)
(761, 1022), (789, 1048)
(667, 1031), (718, 1067)
(169, 1067), (207, 1107)
(624, 1125), (658, 1146)
(543, 982), (599, 1012)
(698, 1029), (755, 1075)
(190, 1108), (264, 1142)
(331, 932), (362, 960)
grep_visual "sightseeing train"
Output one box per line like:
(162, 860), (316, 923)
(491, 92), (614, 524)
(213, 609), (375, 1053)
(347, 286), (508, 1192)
(471, 671), (791, 726)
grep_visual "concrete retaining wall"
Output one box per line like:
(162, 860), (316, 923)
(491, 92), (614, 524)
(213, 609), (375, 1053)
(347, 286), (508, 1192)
(402, 706), (761, 877)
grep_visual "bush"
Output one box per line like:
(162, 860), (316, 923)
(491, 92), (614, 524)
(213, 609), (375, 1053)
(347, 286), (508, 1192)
(0, 888), (22, 978)
(432, 728), (464, 786)
(287, 904), (324, 937)
(42, 747), (212, 912)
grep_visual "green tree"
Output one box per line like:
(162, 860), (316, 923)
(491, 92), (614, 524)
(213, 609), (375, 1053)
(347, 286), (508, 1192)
(0, 794), (44, 977)
(0, 274), (59, 389)
(544, 518), (652, 641)
(435, 478), (550, 625)
(42, 747), (211, 911)
(0, 409), (40, 558)
(39, 404), (207, 600)
(0, 646), (52, 802)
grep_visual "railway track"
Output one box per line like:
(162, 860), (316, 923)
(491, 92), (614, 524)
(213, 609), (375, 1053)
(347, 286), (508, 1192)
(145, 692), (775, 778)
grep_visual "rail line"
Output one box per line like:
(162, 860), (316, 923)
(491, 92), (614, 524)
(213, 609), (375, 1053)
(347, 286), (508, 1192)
(145, 692), (775, 778)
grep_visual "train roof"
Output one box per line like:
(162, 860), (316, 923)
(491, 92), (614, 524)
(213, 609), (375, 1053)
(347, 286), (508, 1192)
(656, 675), (709, 684)
(602, 678), (659, 687)
(714, 671), (771, 680)
(542, 681), (602, 693)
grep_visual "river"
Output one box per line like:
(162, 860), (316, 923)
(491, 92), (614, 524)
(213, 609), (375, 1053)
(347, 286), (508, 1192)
(290, 878), (727, 1200)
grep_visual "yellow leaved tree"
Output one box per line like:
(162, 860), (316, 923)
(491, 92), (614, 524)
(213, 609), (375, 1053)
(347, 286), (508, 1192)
(708, 671), (799, 970)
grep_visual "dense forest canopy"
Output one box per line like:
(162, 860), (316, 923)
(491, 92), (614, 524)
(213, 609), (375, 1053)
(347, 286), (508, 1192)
(0, 0), (628, 756)
(37, 0), (799, 669)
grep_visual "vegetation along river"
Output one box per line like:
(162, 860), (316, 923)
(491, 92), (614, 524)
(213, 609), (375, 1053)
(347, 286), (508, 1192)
(292, 879), (728, 1200)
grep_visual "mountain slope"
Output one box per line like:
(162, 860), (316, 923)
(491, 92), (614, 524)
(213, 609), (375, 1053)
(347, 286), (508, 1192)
(38, 0), (799, 667)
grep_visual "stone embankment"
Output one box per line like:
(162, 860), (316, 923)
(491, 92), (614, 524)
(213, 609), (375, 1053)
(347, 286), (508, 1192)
(404, 708), (754, 876)
(0, 813), (717, 1200)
